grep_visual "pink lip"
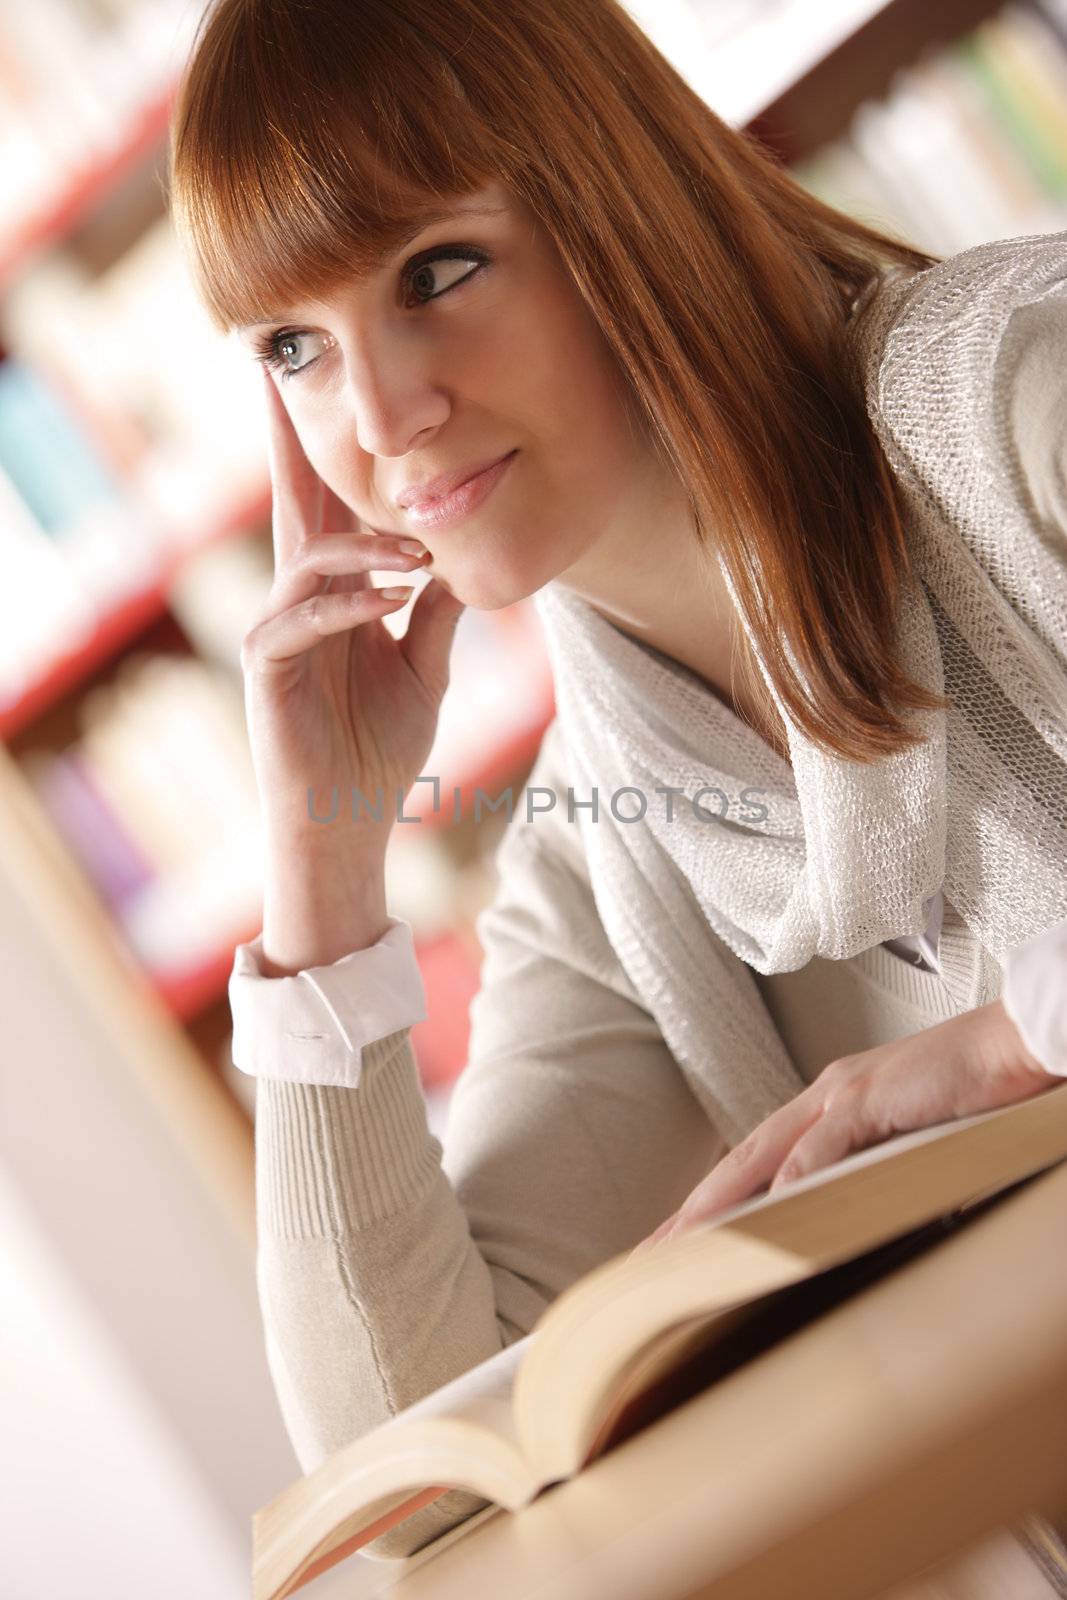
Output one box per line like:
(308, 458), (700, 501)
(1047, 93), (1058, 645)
(401, 450), (517, 530)
(397, 451), (515, 510)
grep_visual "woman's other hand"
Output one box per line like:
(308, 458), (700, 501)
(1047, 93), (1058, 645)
(630, 999), (1059, 1257)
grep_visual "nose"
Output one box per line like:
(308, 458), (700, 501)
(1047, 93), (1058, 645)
(338, 324), (452, 464)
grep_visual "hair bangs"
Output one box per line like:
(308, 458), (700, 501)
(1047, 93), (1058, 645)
(168, 0), (502, 331)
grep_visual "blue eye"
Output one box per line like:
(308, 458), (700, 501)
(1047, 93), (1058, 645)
(251, 326), (333, 381)
(252, 244), (490, 382)
(267, 330), (324, 376)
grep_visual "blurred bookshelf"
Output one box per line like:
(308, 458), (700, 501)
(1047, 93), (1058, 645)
(2, 0), (1066, 1245)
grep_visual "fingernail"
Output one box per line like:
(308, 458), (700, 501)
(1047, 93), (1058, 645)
(379, 586), (414, 599)
(398, 539), (427, 555)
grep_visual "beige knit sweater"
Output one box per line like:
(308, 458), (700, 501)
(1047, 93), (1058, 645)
(238, 230), (1067, 1573)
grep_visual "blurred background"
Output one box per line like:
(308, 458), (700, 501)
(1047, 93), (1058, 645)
(0, 0), (1065, 1593)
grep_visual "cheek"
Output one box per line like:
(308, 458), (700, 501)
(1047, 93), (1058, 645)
(281, 402), (331, 476)
(293, 412), (369, 508)
(508, 309), (634, 464)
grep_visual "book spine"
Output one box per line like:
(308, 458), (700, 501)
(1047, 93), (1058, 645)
(958, 20), (1067, 202)
(29, 748), (158, 912)
(920, 49), (1049, 227)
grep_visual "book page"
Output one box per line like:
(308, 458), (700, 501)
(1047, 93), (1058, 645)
(255, 1337), (533, 1535)
(254, 1337), (540, 1600)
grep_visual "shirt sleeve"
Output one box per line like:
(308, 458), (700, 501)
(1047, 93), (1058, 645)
(246, 718), (726, 1560)
(1002, 915), (1067, 1078)
(228, 917), (427, 1086)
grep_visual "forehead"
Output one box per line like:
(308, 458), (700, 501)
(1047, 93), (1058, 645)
(236, 185), (516, 331)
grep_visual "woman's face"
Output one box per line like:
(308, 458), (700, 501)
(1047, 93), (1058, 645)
(236, 180), (676, 609)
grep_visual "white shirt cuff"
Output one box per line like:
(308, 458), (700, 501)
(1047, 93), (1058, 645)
(227, 916), (428, 1087)
(1002, 916), (1067, 1079)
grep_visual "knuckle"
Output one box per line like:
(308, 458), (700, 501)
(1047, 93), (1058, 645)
(819, 1056), (854, 1093)
(825, 1075), (865, 1116)
(303, 593), (327, 630)
(725, 1131), (760, 1168)
(286, 546), (316, 583)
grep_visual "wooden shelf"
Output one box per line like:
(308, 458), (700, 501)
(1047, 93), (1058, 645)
(0, 480), (271, 740)
(0, 580), (169, 743)
(0, 86), (174, 292)
(744, 0), (1006, 162)
(0, 736), (256, 1247)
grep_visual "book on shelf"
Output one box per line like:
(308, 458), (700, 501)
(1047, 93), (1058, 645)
(960, 16), (1067, 203)
(0, 352), (161, 679)
(13, 649), (266, 981)
(793, 0), (1067, 256)
(252, 1079), (1067, 1600)
(21, 745), (158, 914)
(0, 459), (95, 708)
(0, 0), (196, 243)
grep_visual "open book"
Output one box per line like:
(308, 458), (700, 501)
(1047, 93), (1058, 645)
(254, 1080), (1067, 1600)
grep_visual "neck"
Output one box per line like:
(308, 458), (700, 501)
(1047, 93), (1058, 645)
(552, 469), (787, 759)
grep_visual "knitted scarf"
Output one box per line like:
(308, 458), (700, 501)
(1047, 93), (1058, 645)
(532, 229), (1067, 1145)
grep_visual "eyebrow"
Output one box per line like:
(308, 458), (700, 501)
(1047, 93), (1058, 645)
(237, 204), (507, 329)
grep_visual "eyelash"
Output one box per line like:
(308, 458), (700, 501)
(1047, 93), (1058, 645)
(252, 243), (491, 381)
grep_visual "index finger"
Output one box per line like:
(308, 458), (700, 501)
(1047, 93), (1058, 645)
(261, 367), (325, 570)
(666, 1094), (824, 1234)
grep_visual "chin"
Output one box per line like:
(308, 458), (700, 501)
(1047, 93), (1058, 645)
(440, 564), (541, 613)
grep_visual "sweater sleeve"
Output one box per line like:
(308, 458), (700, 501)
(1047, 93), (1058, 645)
(247, 718), (726, 1560)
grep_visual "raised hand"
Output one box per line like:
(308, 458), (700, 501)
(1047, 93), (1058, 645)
(241, 369), (466, 861)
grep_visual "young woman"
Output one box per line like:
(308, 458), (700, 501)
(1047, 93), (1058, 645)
(169, 0), (1067, 1588)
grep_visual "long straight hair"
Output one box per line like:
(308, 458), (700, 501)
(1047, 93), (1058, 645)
(168, 0), (952, 762)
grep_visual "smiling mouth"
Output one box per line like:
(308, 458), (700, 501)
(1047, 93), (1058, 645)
(396, 449), (517, 511)
(399, 450), (518, 531)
